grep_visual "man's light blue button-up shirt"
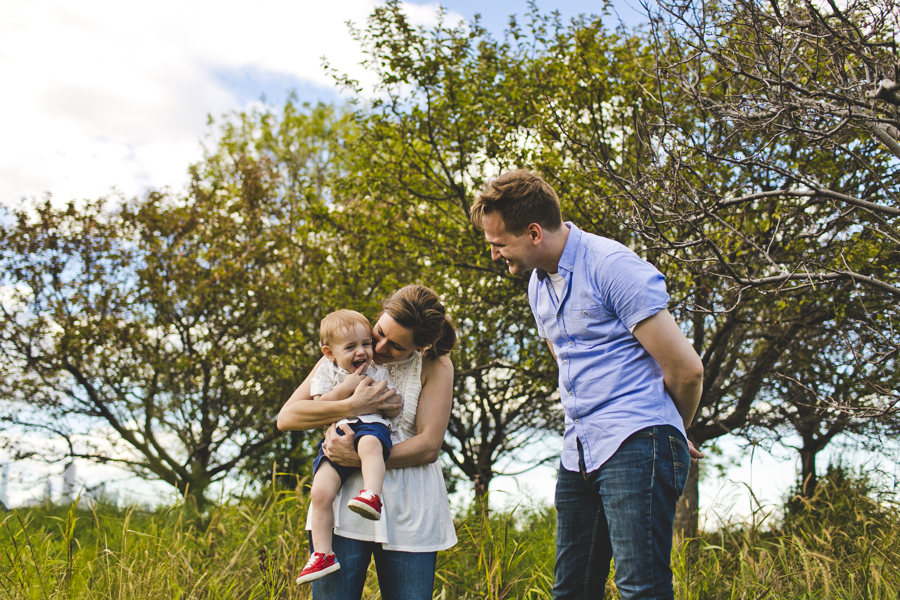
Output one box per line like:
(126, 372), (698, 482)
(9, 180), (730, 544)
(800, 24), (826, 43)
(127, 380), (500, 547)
(528, 223), (687, 473)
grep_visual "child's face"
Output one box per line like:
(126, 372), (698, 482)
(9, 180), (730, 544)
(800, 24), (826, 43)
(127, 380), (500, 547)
(324, 323), (374, 373)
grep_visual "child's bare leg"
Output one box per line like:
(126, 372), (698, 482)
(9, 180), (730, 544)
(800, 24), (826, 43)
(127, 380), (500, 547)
(356, 436), (386, 495)
(309, 463), (342, 555)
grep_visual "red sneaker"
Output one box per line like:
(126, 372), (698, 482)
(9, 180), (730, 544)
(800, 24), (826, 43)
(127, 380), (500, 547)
(296, 552), (340, 584)
(348, 489), (382, 520)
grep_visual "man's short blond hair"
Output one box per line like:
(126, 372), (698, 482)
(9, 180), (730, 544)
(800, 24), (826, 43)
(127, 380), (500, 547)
(470, 169), (563, 235)
(320, 309), (371, 347)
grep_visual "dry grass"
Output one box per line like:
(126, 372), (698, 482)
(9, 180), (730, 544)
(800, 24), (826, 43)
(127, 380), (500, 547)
(1, 467), (897, 599)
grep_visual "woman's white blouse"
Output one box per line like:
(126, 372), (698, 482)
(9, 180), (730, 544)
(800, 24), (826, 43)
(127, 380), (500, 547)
(306, 351), (458, 552)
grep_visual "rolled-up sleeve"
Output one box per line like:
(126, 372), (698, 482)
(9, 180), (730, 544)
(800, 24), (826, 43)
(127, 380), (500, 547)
(599, 252), (669, 331)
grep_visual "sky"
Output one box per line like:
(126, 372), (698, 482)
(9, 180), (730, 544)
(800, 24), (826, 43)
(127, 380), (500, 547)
(0, 0), (646, 209)
(1, 0), (883, 517)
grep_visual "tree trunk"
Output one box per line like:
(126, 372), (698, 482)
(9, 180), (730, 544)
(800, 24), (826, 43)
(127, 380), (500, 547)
(799, 447), (818, 498)
(473, 469), (492, 498)
(177, 473), (211, 523)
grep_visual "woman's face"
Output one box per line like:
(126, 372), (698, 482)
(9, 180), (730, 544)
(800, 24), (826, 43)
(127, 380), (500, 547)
(372, 313), (419, 365)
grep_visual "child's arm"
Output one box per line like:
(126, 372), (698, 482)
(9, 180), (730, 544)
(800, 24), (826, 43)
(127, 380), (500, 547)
(314, 364), (368, 403)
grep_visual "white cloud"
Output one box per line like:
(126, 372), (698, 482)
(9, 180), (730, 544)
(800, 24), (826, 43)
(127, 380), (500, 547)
(0, 0), (455, 207)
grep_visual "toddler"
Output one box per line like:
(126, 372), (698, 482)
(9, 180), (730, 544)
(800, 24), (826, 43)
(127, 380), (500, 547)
(297, 309), (400, 584)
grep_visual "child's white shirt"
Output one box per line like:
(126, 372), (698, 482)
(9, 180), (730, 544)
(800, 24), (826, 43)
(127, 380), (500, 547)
(309, 360), (394, 428)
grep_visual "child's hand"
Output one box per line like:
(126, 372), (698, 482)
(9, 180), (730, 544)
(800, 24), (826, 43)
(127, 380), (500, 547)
(333, 363), (368, 399)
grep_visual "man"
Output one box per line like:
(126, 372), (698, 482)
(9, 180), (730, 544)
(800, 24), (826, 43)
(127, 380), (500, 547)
(471, 170), (703, 600)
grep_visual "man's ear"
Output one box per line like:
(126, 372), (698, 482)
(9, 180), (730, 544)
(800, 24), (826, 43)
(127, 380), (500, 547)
(322, 346), (335, 361)
(527, 223), (544, 245)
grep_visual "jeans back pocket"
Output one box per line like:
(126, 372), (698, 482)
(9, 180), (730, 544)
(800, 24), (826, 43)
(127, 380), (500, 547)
(668, 435), (690, 496)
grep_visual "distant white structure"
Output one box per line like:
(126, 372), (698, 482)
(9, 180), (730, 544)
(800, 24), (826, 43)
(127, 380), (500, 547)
(62, 462), (77, 502)
(87, 481), (105, 500)
(85, 482), (117, 506)
(0, 463), (9, 508)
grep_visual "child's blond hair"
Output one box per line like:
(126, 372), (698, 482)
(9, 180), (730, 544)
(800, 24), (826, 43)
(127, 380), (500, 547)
(319, 309), (371, 347)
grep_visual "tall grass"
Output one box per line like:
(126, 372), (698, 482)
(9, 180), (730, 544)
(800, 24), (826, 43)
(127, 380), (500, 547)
(2, 467), (897, 599)
(673, 467), (900, 599)
(435, 498), (556, 599)
(0, 485), (315, 600)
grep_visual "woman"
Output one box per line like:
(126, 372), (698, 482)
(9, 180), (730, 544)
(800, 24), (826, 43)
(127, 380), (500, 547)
(277, 285), (457, 600)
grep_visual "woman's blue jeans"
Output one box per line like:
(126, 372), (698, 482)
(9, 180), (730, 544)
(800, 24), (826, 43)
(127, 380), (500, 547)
(553, 425), (690, 600)
(309, 533), (437, 600)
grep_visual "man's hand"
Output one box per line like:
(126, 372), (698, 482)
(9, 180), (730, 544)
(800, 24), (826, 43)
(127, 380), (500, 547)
(688, 440), (704, 464)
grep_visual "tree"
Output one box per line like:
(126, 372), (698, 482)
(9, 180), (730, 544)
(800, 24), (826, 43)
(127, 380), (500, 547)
(0, 103), (360, 509)
(342, 0), (900, 523)
(328, 2), (647, 495)
(401, 0), (900, 533)
(548, 0), (900, 531)
(746, 296), (900, 497)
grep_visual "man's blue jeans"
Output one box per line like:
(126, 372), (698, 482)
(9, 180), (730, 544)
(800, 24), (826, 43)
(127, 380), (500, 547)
(310, 533), (437, 600)
(553, 425), (690, 600)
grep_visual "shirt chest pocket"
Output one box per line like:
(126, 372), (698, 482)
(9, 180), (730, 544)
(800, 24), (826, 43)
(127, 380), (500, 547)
(565, 306), (614, 339)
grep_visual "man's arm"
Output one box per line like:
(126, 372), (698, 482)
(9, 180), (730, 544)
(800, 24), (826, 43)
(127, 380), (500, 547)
(632, 309), (703, 429)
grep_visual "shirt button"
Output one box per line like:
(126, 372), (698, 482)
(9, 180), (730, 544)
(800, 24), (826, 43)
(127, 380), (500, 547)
(563, 360), (568, 364)
(575, 419), (579, 423)
(583, 311), (587, 315)
(557, 313), (561, 319)
(569, 391), (573, 395)
(569, 341), (574, 346)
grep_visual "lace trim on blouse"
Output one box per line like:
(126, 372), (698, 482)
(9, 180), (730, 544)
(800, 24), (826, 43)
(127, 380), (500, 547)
(386, 352), (422, 443)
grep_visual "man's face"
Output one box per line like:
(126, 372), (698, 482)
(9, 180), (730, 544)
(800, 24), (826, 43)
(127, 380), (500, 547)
(482, 212), (537, 276)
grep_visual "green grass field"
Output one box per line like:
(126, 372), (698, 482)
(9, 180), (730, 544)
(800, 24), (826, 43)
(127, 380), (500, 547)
(2, 468), (898, 599)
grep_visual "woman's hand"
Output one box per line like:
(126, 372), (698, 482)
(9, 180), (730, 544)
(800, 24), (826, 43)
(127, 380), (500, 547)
(348, 377), (401, 416)
(381, 394), (403, 419)
(322, 423), (361, 467)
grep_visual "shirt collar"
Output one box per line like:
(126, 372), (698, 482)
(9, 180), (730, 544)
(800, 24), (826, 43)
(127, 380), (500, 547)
(536, 222), (581, 280)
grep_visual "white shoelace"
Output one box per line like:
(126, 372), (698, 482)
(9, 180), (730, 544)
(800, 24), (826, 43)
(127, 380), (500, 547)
(304, 553), (323, 569)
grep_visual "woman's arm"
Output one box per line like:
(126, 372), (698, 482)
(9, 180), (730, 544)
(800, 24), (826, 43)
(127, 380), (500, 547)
(387, 355), (453, 468)
(277, 357), (399, 431)
(323, 355), (454, 469)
